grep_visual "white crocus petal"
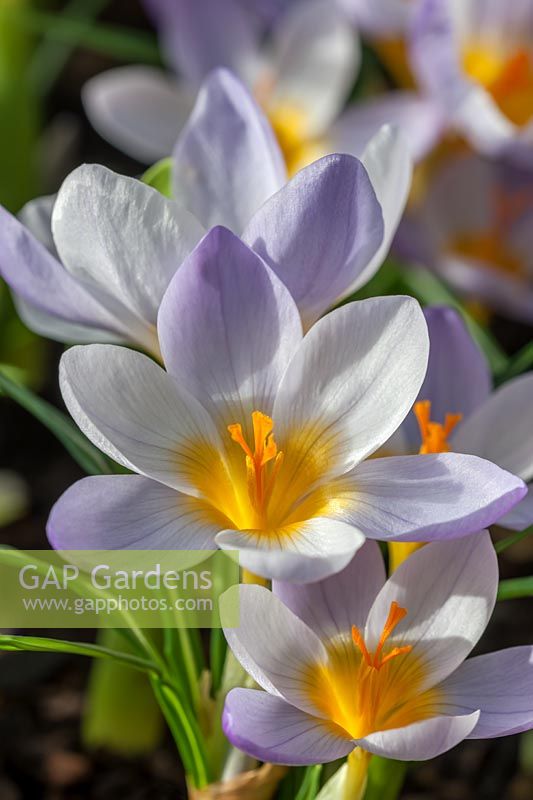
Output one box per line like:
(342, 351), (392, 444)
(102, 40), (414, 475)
(59, 345), (224, 496)
(365, 533), (498, 690)
(13, 297), (122, 345)
(273, 296), (429, 479)
(452, 374), (533, 483)
(273, 541), (386, 642)
(268, 0), (359, 135)
(221, 584), (328, 716)
(47, 475), (219, 550)
(223, 689), (354, 765)
(18, 194), (57, 253)
(355, 712), (480, 761)
(355, 125), (412, 291)
(440, 646), (533, 739)
(82, 66), (193, 163)
(52, 164), (205, 326)
(497, 485), (533, 531)
(216, 518), (365, 583)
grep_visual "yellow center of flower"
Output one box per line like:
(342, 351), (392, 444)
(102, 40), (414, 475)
(448, 188), (529, 281)
(267, 104), (328, 176)
(227, 411), (284, 529)
(464, 45), (533, 126)
(306, 602), (441, 739)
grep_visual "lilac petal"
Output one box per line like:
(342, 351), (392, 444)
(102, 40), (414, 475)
(334, 453), (526, 540)
(497, 484), (533, 531)
(221, 584), (327, 715)
(172, 69), (286, 232)
(272, 541), (385, 641)
(146, 0), (260, 86)
(273, 296), (429, 479)
(400, 305), (491, 450)
(216, 518), (365, 584)
(440, 646), (533, 739)
(59, 344), (223, 495)
(0, 206), (121, 336)
(158, 226), (302, 429)
(452, 374), (533, 483)
(366, 533), (497, 689)
(243, 153), (384, 328)
(331, 92), (443, 162)
(355, 712), (479, 761)
(47, 475), (218, 550)
(223, 689), (353, 765)
(269, 0), (359, 135)
(82, 66), (193, 163)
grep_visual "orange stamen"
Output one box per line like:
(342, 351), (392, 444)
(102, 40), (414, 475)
(414, 400), (462, 454)
(228, 411), (283, 522)
(352, 601), (412, 671)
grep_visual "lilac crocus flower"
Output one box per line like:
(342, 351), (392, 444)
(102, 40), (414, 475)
(0, 70), (410, 350)
(396, 151), (533, 324)
(84, 0), (359, 172)
(411, 0), (533, 167)
(222, 534), (533, 763)
(386, 306), (533, 531)
(46, 228), (524, 583)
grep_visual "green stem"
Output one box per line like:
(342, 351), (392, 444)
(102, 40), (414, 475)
(364, 756), (408, 800)
(498, 576), (533, 601)
(495, 525), (533, 554)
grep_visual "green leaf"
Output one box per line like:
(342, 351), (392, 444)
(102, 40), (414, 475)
(495, 341), (533, 385)
(497, 576), (533, 601)
(295, 765), (323, 800)
(0, 633), (158, 674)
(399, 268), (509, 376)
(142, 158), (173, 198)
(364, 756), (408, 800)
(0, 366), (113, 475)
(209, 628), (228, 696)
(495, 525), (533, 554)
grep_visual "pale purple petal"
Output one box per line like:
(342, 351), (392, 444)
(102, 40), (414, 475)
(243, 154), (384, 327)
(221, 584), (328, 715)
(59, 344), (223, 495)
(440, 646), (533, 739)
(272, 541), (385, 641)
(216, 518), (365, 583)
(172, 69), (286, 232)
(334, 453), (526, 540)
(223, 689), (353, 765)
(158, 226), (302, 428)
(273, 296), (429, 479)
(497, 484), (533, 531)
(146, 0), (260, 85)
(0, 206), (122, 336)
(47, 475), (218, 550)
(366, 533), (497, 688)
(452, 374), (533, 483)
(355, 712), (479, 760)
(82, 66), (193, 163)
(331, 92), (444, 162)
(18, 194), (56, 253)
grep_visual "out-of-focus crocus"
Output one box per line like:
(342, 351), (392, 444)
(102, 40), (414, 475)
(222, 534), (533, 765)
(84, 0), (359, 173)
(46, 228), (525, 582)
(396, 151), (533, 324)
(411, 0), (533, 167)
(0, 70), (411, 348)
(390, 306), (533, 528)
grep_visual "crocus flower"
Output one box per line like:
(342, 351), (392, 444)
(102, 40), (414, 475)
(386, 306), (533, 533)
(84, 0), (359, 173)
(46, 227), (525, 582)
(411, 0), (533, 167)
(0, 70), (410, 349)
(396, 151), (533, 324)
(222, 534), (533, 763)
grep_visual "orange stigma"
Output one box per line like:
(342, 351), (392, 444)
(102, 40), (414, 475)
(414, 400), (462, 454)
(352, 601), (412, 671)
(228, 411), (284, 524)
